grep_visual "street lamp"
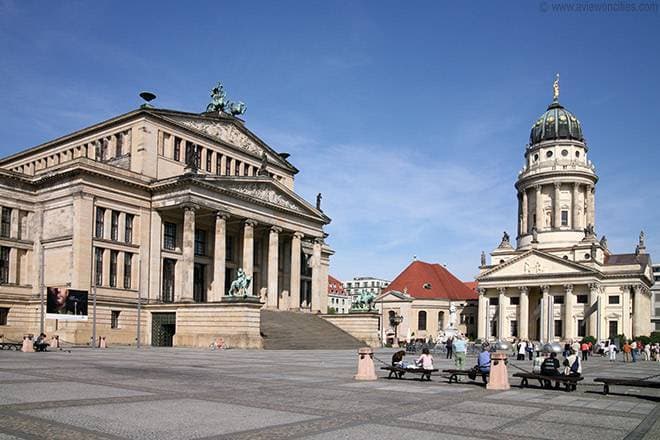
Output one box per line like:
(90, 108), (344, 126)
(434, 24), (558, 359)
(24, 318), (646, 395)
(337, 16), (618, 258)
(390, 314), (404, 345)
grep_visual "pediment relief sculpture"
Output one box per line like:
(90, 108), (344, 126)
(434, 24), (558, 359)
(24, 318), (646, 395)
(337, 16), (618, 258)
(222, 182), (303, 213)
(175, 118), (266, 157)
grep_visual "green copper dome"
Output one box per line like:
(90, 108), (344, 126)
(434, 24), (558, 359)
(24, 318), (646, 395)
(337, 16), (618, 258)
(529, 101), (583, 145)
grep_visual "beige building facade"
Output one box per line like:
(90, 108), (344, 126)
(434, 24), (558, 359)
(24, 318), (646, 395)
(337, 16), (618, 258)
(476, 84), (654, 343)
(0, 94), (332, 347)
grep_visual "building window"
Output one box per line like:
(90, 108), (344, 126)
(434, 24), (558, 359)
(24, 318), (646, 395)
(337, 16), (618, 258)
(216, 154), (222, 175)
(206, 152), (212, 172)
(608, 295), (620, 304)
(94, 248), (103, 286)
(163, 222), (177, 250)
(1, 208), (10, 238)
(162, 258), (175, 303)
(561, 210), (569, 226)
(418, 311), (427, 331)
(235, 160), (240, 176)
(116, 133), (123, 156)
(510, 296), (520, 305)
(609, 320), (618, 338)
(577, 319), (586, 337)
(193, 263), (206, 302)
(109, 250), (118, 287)
(95, 207), (105, 238)
(554, 319), (563, 337)
(173, 137), (181, 161)
(226, 235), (234, 261)
(226, 158), (231, 176)
(510, 320), (518, 337)
(111, 310), (120, 329)
(124, 253), (132, 289)
(194, 229), (206, 256)
(489, 297), (499, 306)
(490, 320), (498, 338)
(124, 214), (134, 244)
(577, 295), (588, 304)
(553, 295), (564, 305)
(0, 307), (8, 325)
(111, 211), (119, 241)
(0, 247), (9, 284)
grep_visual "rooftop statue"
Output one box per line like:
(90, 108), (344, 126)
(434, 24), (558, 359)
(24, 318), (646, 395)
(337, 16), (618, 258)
(316, 192), (322, 211)
(480, 251), (486, 266)
(553, 73), (560, 101)
(639, 230), (645, 247)
(206, 82), (247, 116)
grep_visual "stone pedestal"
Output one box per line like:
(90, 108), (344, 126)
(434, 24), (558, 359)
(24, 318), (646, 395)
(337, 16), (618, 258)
(321, 312), (380, 347)
(171, 300), (264, 348)
(354, 347), (377, 381)
(486, 352), (510, 390)
(21, 335), (34, 353)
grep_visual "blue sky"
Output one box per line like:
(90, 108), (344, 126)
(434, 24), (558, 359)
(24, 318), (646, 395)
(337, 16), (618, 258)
(1, 0), (658, 282)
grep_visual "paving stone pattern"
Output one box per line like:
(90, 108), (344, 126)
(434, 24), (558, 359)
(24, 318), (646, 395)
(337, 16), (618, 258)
(0, 348), (658, 439)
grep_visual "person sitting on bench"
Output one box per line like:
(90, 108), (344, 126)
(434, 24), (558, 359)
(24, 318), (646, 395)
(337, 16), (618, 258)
(476, 342), (491, 373)
(33, 333), (49, 352)
(563, 348), (582, 377)
(541, 352), (560, 376)
(392, 350), (407, 367)
(416, 347), (434, 370)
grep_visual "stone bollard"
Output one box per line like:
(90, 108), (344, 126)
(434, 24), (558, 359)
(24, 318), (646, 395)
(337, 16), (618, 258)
(487, 352), (510, 390)
(99, 336), (107, 349)
(354, 347), (377, 381)
(49, 335), (60, 349)
(21, 335), (34, 353)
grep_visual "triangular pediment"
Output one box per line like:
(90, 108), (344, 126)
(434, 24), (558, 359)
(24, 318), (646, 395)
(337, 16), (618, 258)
(375, 290), (412, 303)
(153, 111), (295, 171)
(478, 250), (597, 280)
(198, 177), (328, 222)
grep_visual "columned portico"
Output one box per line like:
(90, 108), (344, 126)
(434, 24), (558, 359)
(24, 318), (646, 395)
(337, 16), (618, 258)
(267, 226), (281, 308)
(563, 284), (574, 340)
(242, 219), (256, 297)
(588, 283), (600, 339)
(289, 232), (303, 310)
(497, 287), (506, 340)
(310, 238), (322, 311)
(180, 205), (195, 302)
(211, 212), (228, 301)
(519, 286), (529, 339)
(540, 285), (550, 343)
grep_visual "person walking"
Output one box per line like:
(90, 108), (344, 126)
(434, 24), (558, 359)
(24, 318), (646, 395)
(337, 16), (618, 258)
(631, 340), (638, 363)
(606, 342), (617, 362)
(643, 343), (651, 361)
(445, 337), (454, 359)
(527, 340), (534, 360)
(580, 341), (589, 361)
(623, 341), (632, 363)
(453, 335), (467, 379)
(517, 340), (527, 361)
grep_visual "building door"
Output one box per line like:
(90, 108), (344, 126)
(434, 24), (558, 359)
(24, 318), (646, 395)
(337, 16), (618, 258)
(152, 313), (176, 347)
(609, 320), (618, 339)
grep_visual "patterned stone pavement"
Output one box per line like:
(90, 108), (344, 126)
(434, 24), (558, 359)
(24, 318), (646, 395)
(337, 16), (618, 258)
(0, 348), (658, 439)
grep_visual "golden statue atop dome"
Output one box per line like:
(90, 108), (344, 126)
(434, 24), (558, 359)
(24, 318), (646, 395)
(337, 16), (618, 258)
(553, 73), (560, 101)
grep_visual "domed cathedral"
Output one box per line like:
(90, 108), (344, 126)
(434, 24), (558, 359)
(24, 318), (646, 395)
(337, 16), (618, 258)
(476, 76), (654, 343)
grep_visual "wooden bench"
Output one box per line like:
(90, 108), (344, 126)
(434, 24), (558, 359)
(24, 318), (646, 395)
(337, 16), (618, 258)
(594, 377), (660, 395)
(513, 372), (583, 392)
(381, 366), (438, 381)
(0, 342), (22, 351)
(442, 369), (489, 384)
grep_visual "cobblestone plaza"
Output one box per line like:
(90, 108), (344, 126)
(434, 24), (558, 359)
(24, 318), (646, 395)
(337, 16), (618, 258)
(0, 349), (658, 439)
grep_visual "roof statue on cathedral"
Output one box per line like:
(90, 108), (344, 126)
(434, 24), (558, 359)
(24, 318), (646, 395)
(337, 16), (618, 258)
(637, 230), (647, 254)
(553, 73), (560, 102)
(498, 231), (513, 249)
(206, 82), (247, 116)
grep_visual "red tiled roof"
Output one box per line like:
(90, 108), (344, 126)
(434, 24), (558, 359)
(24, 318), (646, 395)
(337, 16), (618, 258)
(385, 261), (478, 301)
(328, 275), (347, 295)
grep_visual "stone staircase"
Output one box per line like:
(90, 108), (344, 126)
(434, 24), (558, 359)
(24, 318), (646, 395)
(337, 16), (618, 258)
(260, 310), (364, 350)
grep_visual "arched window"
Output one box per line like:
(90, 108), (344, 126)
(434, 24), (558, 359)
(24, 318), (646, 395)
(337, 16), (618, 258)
(438, 311), (445, 329)
(418, 311), (427, 331)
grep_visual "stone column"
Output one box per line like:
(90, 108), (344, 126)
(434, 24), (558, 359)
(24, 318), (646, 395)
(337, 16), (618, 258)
(8, 248), (18, 284)
(540, 285), (550, 343)
(590, 185), (596, 227)
(519, 286), (529, 339)
(148, 210), (162, 302)
(585, 184), (593, 227)
(572, 183), (580, 229)
(9, 208), (19, 239)
(620, 285), (632, 338)
(554, 182), (562, 228)
(477, 288), (487, 339)
(564, 284), (574, 340)
(588, 283), (600, 338)
(289, 232), (303, 310)
(180, 205), (195, 302)
(267, 226), (281, 309)
(242, 219), (257, 296)
(310, 238), (323, 312)
(521, 189), (528, 234)
(535, 185), (543, 231)
(497, 287), (506, 339)
(632, 284), (644, 338)
(211, 212), (228, 301)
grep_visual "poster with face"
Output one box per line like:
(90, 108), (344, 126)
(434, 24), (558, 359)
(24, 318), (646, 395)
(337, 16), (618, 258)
(46, 288), (88, 320)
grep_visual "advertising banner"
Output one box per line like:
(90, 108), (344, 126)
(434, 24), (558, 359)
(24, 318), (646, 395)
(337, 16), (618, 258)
(46, 287), (88, 321)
